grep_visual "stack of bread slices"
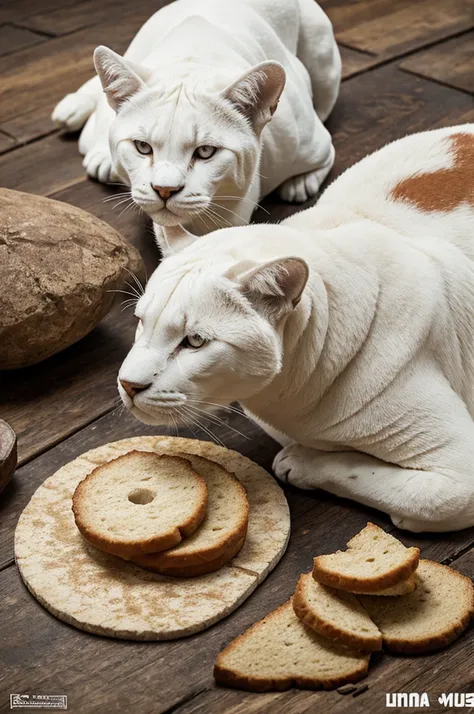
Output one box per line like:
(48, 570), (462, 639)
(215, 523), (474, 692)
(72, 450), (249, 577)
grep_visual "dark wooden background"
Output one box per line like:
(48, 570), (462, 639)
(0, 0), (473, 712)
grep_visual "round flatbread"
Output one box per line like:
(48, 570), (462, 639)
(15, 436), (290, 640)
(132, 453), (249, 576)
(72, 450), (208, 558)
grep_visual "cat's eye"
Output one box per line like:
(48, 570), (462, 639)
(194, 145), (217, 160)
(180, 334), (206, 349)
(134, 140), (152, 155)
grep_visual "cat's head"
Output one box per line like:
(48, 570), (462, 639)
(117, 225), (308, 425)
(94, 46), (285, 229)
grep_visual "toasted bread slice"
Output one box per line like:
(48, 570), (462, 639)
(313, 523), (419, 593)
(132, 454), (249, 576)
(214, 600), (370, 692)
(359, 560), (474, 653)
(293, 573), (382, 651)
(72, 451), (207, 559)
(352, 574), (416, 596)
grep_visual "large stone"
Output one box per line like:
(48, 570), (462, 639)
(0, 188), (143, 369)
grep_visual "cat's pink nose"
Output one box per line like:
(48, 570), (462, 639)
(151, 184), (184, 201)
(120, 379), (151, 399)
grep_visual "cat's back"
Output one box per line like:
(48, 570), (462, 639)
(318, 125), (474, 254)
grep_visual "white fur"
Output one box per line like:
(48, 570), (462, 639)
(118, 125), (474, 533)
(52, 0), (340, 252)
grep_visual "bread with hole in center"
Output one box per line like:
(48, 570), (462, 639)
(72, 450), (207, 559)
(313, 523), (419, 593)
(132, 453), (249, 576)
(214, 600), (370, 692)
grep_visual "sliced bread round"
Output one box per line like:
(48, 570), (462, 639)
(72, 450), (208, 559)
(132, 454), (249, 577)
(214, 600), (370, 692)
(293, 572), (382, 651)
(313, 523), (420, 593)
(358, 560), (474, 653)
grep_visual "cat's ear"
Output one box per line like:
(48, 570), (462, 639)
(223, 61), (286, 133)
(94, 46), (152, 111)
(160, 225), (198, 256)
(237, 257), (309, 317)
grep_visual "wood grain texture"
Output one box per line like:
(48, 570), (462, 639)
(0, 129), (16, 154)
(322, 0), (473, 59)
(0, 0), (171, 127)
(400, 32), (474, 95)
(17, 0), (156, 37)
(0, 23), (46, 57)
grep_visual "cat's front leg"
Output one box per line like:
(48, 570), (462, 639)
(273, 444), (472, 532)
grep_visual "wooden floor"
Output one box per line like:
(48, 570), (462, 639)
(1, 0), (473, 712)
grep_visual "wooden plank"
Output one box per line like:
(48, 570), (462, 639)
(400, 31), (474, 95)
(0, 0), (79, 25)
(326, 63), (474, 180)
(0, 104), (56, 145)
(0, 23), (46, 56)
(339, 45), (378, 80)
(0, 133), (86, 195)
(16, 0), (145, 37)
(0, 129), (16, 153)
(337, 0), (472, 57)
(0, 1), (170, 126)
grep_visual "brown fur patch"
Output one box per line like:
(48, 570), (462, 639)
(390, 133), (474, 212)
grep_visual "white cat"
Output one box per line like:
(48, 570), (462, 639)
(117, 125), (474, 533)
(52, 0), (340, 251)
(119, 124), (474, 531)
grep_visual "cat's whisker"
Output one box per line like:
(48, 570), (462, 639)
(204, 206), (233, 229)
(185, 404), (251, 440)
(187, 399), (253, 421)
(217, 195), (270, 215)
(102, 191), (132, 204)
(106, 288), (141, 299)
(209, 201), (247, 224)
(180, 406), (226, 447)
(123, 267), (145, 295)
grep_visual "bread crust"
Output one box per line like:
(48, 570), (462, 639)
(214, 601), (370, 692)
(72, 451), (208, 559)
(362, 561), (474, 654)
(292, 574), (382, 652)
(135, 533), (247, 577)
(313, 523), (420, 593)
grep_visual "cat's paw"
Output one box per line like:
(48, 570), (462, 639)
(273, 444), (320, 489)
(52, 93), (95, 132)
(278, 171), (321, 203)
(83, 145), (117, 184)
